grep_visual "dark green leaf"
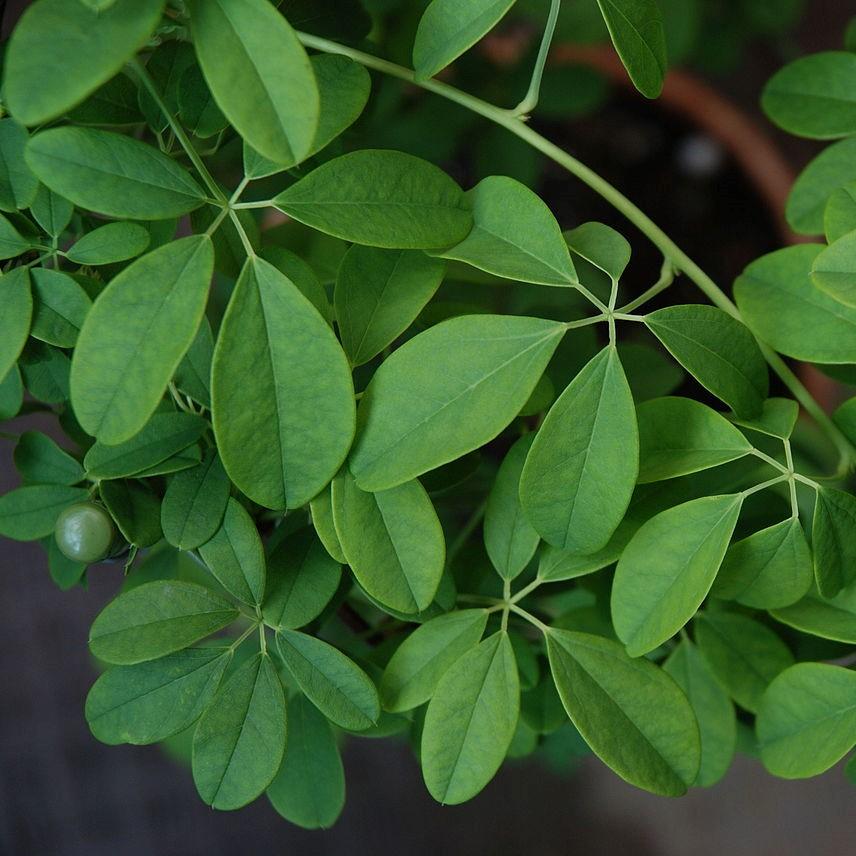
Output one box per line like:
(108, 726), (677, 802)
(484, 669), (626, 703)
(0, 119), (38, 211)
(812, 487), (856, 597)
(0, 484), (89, 540)
(14, 431), (85, 486)
(30, 269), (92, 348)
(0, 267), (32, 380)
(99, 479), (163, 547)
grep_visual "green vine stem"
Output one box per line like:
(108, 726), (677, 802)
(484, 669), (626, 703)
(509, 0), (562, 117)
(294, 31), (856, 470)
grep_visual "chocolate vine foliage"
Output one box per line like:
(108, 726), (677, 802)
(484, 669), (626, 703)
(1, 0), (856, 827)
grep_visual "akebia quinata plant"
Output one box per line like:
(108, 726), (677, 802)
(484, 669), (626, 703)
(0, 0), (855, 827)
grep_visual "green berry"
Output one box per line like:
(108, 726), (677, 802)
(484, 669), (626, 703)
(54, 502), (117, 564)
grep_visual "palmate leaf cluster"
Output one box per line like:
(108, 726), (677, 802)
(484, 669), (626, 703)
(0, 0), (854, 829)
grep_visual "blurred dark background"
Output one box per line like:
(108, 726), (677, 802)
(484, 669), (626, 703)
(2, 1), (855, 854)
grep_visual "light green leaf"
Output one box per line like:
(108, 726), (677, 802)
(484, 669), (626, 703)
(5, 0), (164, 125)
(762, 52), (856, 139)
(99, 479), (163, 548)
(786, 136), (856, 235)
(310, 484), (347, 563)
(273, 150), (473, 249)
(88, 580), (239, 665)
(663, 639), (736, 788)
(26, 128), (206, 220)
(436, 176), (577, 286)
(546, 629), (700, 796)
(86, 647), (230, 745)
(84, 412), (208, 480)
(0, 267), (32, 380)
(612, 494), (743, 656)
(712, 518), (813, 609)
(331, 469), (445, 614)
(276, 629), (380, 731)
(757, 663), (856, 778)
(771, 583), (856, 644)
(520, 346), (638, 552)
(636, 396), (752, 483)
(379, 609), (488, 713)
(0, 484), (89, 540)
(564, 221), (631, 281)
(13, 431), (85, 486)
(71, 236), (214, 443)
(811, 229), (856, 307)
(65, 222), (151, 265)
(694, 611), (794, 713)
(30, 269), (92, 348)
(161, 450), (230, 551)
(212, 256), (354, 510)
(412, 0), (516, 79)
(812, 486), (856, 597)
(484, 434), (539, 580)
(824, 180), (856, 242)
(0, 119), (38, 210)
(192, 653), (286, 810)
(726, 397), (799, 439)
(645, 305), (768, 417)
(263, 528), (341, 629)
(334, 246), (444, 366)
(188, 0), (319, 165)
(350, 315), (565, 491)
(595, 0), (667, 98)
(266, 692), (345, 829)
(421, 632), (519, 804)
(198, 498), (266, 606)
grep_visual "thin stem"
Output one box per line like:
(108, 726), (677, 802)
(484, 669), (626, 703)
(741, 474), (788, 498)
(229, 176), (251, 205)
(793, 472), (821, 490)
(576, 284), (610, 313)
(564, 313), (606, 330)
(750, 448), (788, 475)
(619, 256), (675, 313)
(232, 200), (274, 210)
(204, 206), (230, 237)
(784, 439), (799, 518)
(293, 32), (856, 469)
(511, 0), (562, 117)
(612, 312), (645, 323)
(457, 594), (502, 606)
(508, 603), (550, 634)
(511, 577), (542, 603)
(228, 210), (257, 257)
(228, 622), (259, 652)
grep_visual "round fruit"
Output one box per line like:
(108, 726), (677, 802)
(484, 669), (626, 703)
(54, 502), (118, 564)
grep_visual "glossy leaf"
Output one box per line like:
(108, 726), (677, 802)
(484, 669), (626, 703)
(520, 346), (638, 552)
(65, 222), (150, 266)
(13, 431), (85, 486)
(0, 484), (89, 540)
(612, 495), (743, 656)
(71, 236), (214, 443)
(812, 487), (856, 597)
(350, 315), (565, 491)
(212, 256), (354, 510)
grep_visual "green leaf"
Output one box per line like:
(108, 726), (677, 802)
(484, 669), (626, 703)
(612, 495), (743, 656)
(65, 222), (151, 266)
(519, 346), (638, 552)
(0, 267), (32, 380)
(29, 269), (92, 348)
(334, 246), (445, 366)
(192, 653), (286, 810)
(260, 246), (332, 324)
(188, 0), (319, 164)
(0, 366), (23, 421)
(735, 244), (856, 363)
(177, 63), (229, 139)
(275, 629), (380, 731)
(266, 692), (345, 829)
(379, 609), (488, 713)
(86, 648), (230, 745)
(564, 221), (631, 281)
(19, 341), (71, 403)
(825, 180), (856, 242)
(161, 450), (230, 551)
(174, 317), (214, 409)
(273, 150), (473, 249)
(421, 631), (519, 804)
(663, 639), (736, 788)
(71, 236), (214, 443)
(99, 479), (163, 547)
(31, 186), (74, 238)
(786, 136), (856, 235)
(811, 229), (856, 307)
(436, 176), (577, 286)
(771, 583), (856, 644)
(0, 120), (38, 211)
(26, 128), (206, 220)
(66, 72), (142, 126)
(546, 629), (700, 796)
(694, 611), (794, 713)
(13, 431), (85, 486)
(350, 315), (565, 491)
(484, 434), (540, 581)
(636, 396), (752, 483)
(412, 0), (516, 79)
(84, 412), (208, 480)
(263, 528), (341, 629)
(47, 536), (86, 590)
(198, 498), (266, 606)
(712, 518), (813, 609)
(309, 484), (347, 563)
(331, 469), (445, 614)
(137, 41), (196, 133)
(812, 487), (856, 598)
(0, 484), (89, 540)
(757, 663), (856, 778)
(5, 0), (165, 125)
(645, 305), (768, 417)
(212, 256), (354, 510)
(726, 397), (799, 440)
(762, 52), (856, 139)
(134, 445), (202, 479)
(0, 212), (35, 259)
(595, 0), (667, 98)
(89, 581), (239, 665)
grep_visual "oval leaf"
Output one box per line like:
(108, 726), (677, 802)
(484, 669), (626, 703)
(65, 222), (151, 265)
